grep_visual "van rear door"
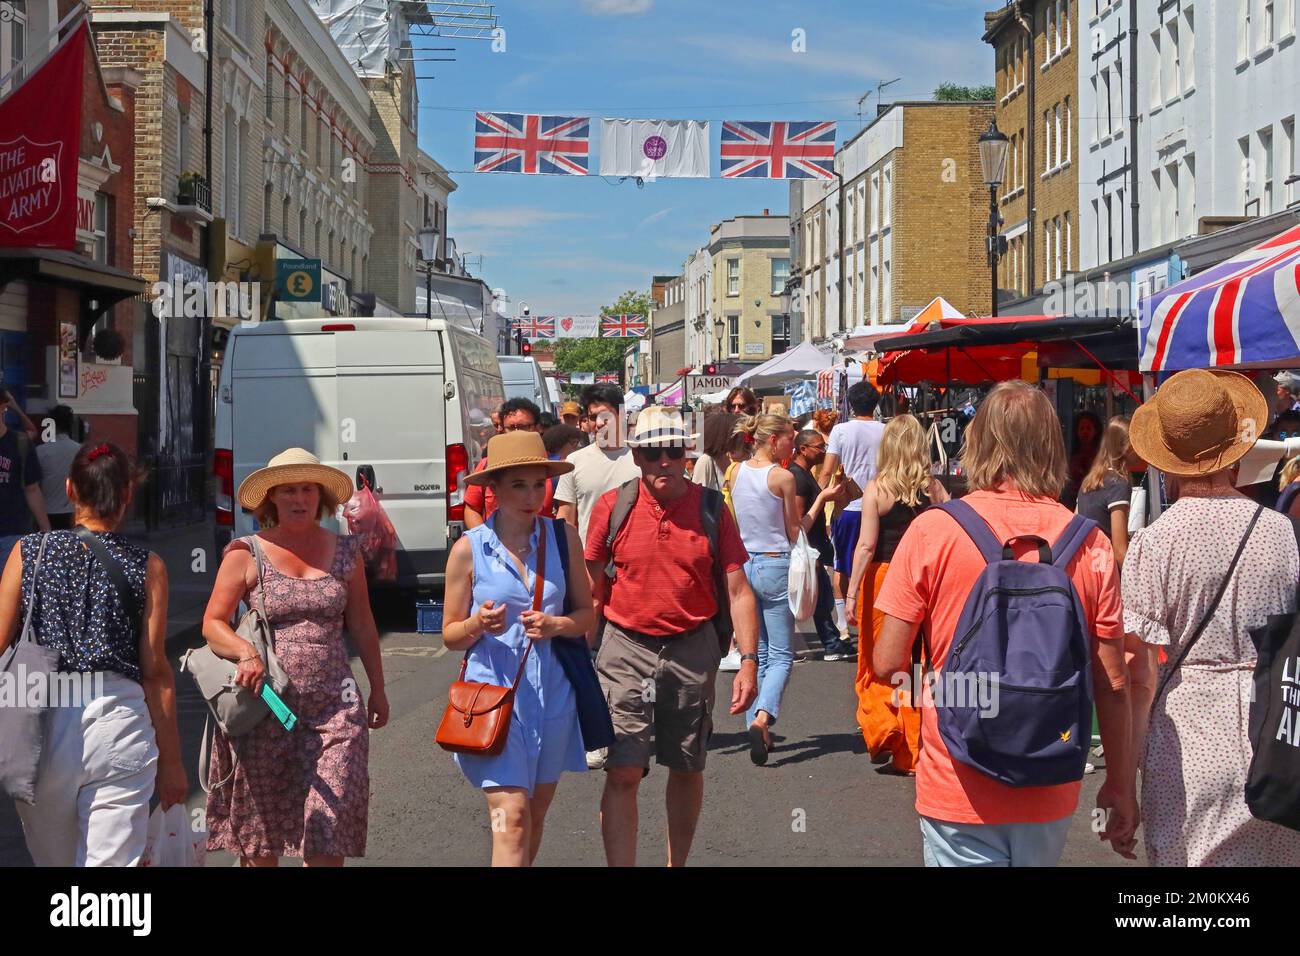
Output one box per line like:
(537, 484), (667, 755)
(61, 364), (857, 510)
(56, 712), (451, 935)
(229, 329), (341, 542)
(334, 328), (446, 581)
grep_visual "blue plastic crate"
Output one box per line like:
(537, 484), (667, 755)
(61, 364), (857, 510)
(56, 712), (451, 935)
(416, 600), (443, 634)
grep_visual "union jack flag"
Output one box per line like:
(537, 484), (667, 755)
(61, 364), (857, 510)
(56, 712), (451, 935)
(1140, 223), (1300, 371)
(720, 121), (837, 180)
(596, 372), (621, 384)
(514, 316), (556, 339)
(601, 314), (647, 338)
(474, 112), (590, 175)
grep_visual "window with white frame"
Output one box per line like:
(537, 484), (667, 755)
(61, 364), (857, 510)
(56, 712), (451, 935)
(1044, 110), (1053, 172)
(1182, 154), (1197, 236)
(1284, 117), (1296, 204)
(1101, 69), (1112, 137)
(300, 88), (309, 154)
(1261, 125), (1275, 214)
(263, 182), (272, 234)
(1055, 217), (1063, 279)
(869, 261), (879, 323)
(1183, 8), (1196, 90)
(265, 56), (274, 119)
(881, 233), (892, 323)
(871, 172), (880, 233)
(727, 258), (739, 295)
(282, 194), (290, 235)
(298, 208), (306, 246)
(1239, 0), (1251, 61)
(1151, 170), (1163, 245)
(1165, 162), (1179, 242)
(223, 108), (243, 239)
(1111, 60), (1124, 132)
(1287, 0), (1297, 36)
(1048, 2), (1057, 57)
(856, 181), (866, 239)
(1266, 0), (1277, 47)
(727, 315), (739, 355)
(1064, 211), (1071, 274)
(1045, 222), (1053, 281)
(771, 313), (789, 355)
(846, 190), (855, 243)
(90, 193), (109, 264)
(1092, 198), (1102, 265)
(1151, 30), (1163, 106)
(1054, 104), (1062, 167)
(771, 257), (790, 296)
(882, 165), (893, 226)
(1167, 19), (1181, 96)
(1065, 97), (1071, 162)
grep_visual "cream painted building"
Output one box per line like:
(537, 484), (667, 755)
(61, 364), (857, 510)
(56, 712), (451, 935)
(708, 214), (791, 364)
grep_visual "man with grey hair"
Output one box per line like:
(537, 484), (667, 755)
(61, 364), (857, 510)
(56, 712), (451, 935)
(1272, 371), (1300, 418)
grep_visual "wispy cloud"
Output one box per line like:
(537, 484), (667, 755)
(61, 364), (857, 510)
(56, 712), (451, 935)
(638, 207), (673, 228)
(580, 0), (653, 15)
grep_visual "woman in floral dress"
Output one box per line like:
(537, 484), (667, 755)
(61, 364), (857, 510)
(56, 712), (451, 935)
(201, 448), (388, 866)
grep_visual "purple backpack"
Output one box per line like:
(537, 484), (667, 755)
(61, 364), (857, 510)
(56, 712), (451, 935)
(931, 499), (1098, 787)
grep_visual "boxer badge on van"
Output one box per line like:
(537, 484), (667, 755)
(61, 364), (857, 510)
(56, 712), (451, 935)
(415, 483), (442, 493)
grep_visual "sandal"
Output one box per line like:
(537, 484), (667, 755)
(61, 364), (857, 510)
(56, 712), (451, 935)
(748, 723), (771, 765)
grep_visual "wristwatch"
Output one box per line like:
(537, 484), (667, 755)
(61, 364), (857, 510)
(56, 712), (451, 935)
(739, 653), (759, 664)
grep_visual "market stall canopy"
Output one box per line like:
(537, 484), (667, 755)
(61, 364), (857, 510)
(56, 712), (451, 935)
(1139, 222), (1300, 372)
(841, 297), (960, 354)
(875, 315), (1060, 385)
(733, 341), (834, 389)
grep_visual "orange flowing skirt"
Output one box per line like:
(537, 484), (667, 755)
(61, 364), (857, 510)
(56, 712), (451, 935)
(855, 561), (921, 773)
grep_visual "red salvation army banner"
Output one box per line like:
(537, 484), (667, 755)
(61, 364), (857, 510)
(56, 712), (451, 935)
(0, 19), (87, 250)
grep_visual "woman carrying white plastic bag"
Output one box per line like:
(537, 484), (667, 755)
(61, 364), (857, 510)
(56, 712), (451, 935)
(141, 804), (205, 867)
(787, 529), (820, 622)
(729, 414), (841, 765)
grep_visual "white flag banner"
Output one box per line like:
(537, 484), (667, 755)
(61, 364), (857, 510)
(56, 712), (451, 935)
(553, 315), (602, 338)
(599, 119), (710, 178)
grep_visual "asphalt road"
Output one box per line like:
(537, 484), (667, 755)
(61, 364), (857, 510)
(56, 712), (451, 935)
(1, 597), (1140, 867)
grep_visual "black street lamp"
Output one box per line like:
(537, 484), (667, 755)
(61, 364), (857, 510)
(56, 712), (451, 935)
(713, 316), (724, 364)
(978, 119), (1010, 317)
(417, 225), (441, 320)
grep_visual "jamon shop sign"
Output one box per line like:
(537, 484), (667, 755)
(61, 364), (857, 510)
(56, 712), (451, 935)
(0, 137), (63, 237)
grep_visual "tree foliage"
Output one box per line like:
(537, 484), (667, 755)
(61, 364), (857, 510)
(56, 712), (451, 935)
(551, 289), (652, 374)
(934, 82), (997, 102)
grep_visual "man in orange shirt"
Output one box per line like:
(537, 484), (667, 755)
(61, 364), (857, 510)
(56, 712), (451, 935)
(873, 381), (1137, 866)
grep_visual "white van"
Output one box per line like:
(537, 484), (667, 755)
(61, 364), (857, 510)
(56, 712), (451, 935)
(213, 317), (504, 587)
(498, 356), (553, 418)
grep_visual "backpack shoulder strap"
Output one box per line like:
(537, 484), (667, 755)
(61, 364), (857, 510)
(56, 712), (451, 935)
(700, 485), (723, 559)
(937, 499), (1002, 565)
(1051, 514), (1098, 571)
(552, 516), (572, 616)
(603, 478), (642, 580)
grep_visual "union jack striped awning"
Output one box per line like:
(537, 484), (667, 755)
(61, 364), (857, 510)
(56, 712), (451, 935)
(515, 316), (556, 339)
(1140, 223), (1300, 371)
(474, 112), (590, 175)
(720, 121), (836, 180)
(601, 314), (647, 338)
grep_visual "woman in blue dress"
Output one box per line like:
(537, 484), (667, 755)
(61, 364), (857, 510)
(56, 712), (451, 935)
(442, 431), (595, 866)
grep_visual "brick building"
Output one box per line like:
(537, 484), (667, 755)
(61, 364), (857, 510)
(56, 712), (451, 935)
(0, 2), (147, 458)
(793, 101), (994, 338)
(709, 213), (790, 364)
(985, 0), (1079, 299)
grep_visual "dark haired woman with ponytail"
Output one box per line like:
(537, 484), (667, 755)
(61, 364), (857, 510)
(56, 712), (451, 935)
(0, 441), (185, 866)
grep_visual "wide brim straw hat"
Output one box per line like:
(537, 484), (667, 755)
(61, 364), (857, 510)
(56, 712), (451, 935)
(465, 431), (575, 486)
(626, 405), (700, 447)
(238, 447), (355, 510)
(1129, 368), (1268, 478)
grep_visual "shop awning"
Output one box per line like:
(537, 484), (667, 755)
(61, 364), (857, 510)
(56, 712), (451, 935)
(875, 315), (1135, 386)
(0, 247), (149, 340)
(1139, 221), (1300, 372)
(733, 341), (834, 389)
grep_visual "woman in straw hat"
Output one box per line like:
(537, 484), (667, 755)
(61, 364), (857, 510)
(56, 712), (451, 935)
(1123, 369), (1300, 866)
(442, 431), (595, 866)
(202, 448), (387, 866)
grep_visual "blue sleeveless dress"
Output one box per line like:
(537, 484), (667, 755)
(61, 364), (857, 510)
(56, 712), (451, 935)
(454, 515), (587, 794)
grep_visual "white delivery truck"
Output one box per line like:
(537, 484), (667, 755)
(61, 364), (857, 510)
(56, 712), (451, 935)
(213, 316), (504, 587)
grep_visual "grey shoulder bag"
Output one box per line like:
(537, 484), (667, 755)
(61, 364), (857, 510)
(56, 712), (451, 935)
(0, 535), (55, 804)
(180, 536), (290, 793)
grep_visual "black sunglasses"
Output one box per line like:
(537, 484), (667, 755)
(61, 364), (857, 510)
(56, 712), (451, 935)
(640, 446), (686, 462)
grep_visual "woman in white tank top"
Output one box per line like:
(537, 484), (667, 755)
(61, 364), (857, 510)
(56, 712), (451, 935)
(731, 414), (841, 765)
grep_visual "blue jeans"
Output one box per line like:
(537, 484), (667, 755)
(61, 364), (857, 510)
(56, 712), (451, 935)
(744, 553), (795, 727)
(812, 561), (840, 649)
(919, 815), (1072, 867)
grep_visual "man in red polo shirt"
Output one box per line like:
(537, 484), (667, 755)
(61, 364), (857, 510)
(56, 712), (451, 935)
(586, 406), (759, 868)
(464, 398), (555, 526)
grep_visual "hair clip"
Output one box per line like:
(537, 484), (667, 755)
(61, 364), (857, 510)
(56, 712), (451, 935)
(87, 443), (111, 461)
(743, 434), (755, 445)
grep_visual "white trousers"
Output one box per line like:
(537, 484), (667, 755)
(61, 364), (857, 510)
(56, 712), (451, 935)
(17, 672), (158, 867)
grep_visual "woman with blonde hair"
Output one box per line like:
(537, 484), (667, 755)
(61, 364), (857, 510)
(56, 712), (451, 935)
(1277, 456), (1300, 517)
(730, 413), (841, 764)
(1076, 416), (1146, 567)
(846, 414), (948, 773)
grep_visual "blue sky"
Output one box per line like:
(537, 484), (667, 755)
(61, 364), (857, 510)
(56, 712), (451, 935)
(414, 0), (994, 315)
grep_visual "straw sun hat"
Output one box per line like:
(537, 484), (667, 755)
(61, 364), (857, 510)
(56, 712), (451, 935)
(238, 448), (355, 511)
(465, 431), (574, 486)
(1129, 368), (1268, 478)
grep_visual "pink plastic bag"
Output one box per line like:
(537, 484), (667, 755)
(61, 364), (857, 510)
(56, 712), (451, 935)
(343, 479), (398, 582)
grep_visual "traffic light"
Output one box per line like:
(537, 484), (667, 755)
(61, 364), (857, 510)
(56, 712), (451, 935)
(521, 340), (532, 356)
(704, 363), (718, 375)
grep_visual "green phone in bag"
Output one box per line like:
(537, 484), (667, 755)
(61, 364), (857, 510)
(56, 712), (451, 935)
(260, 684), (297, 731)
